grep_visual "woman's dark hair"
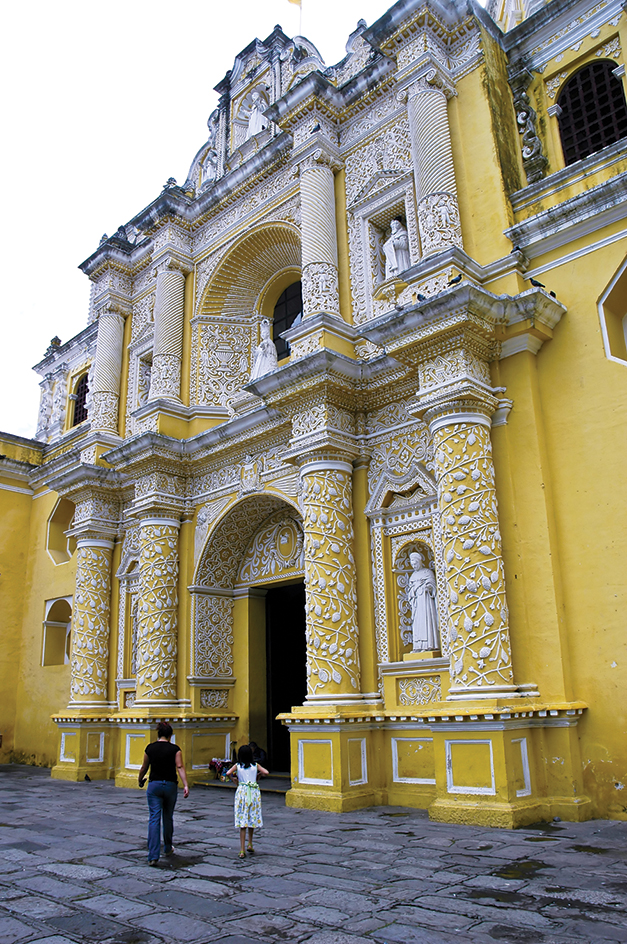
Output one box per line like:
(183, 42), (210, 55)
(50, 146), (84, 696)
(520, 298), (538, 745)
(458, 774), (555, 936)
(238, 744), (254, 768)
(157, 721), (173, 739)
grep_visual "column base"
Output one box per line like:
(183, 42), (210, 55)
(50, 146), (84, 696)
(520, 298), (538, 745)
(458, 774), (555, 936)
(50, 719), (116, 783)
(286, 786), (385, 813)
(281, 700), (591, 828)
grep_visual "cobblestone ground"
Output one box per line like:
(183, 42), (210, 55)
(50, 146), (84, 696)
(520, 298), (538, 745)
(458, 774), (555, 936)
(1, 766), (627, 944)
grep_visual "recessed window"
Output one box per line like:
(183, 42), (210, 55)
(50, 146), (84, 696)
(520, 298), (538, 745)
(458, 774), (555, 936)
(599, 255), (627, 365)
(272, 281), (303, 360)
(47, 498), (76, 565)
(557, 60), (627, 165)
(71, 373), (89, 427)
(42, 598), (72, 666)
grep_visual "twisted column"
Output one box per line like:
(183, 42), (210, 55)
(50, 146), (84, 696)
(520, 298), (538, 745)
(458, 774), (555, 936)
(407, 76), (462, 256)
(300, 460), (361, 702)
(299, 157), (340, 318)
(135, 518), (180, 707)
(68, 540), (114, 707)
(90, 309), (125, 432)
(428, 411), (516, 700)
(149, 267), (186, 401)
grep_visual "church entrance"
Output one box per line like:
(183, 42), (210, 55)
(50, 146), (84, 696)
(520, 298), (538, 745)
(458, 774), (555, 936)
(265, 581), (307, 773)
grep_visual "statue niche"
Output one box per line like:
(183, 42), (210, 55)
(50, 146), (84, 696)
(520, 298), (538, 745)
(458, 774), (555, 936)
(396, 542), (440, 654)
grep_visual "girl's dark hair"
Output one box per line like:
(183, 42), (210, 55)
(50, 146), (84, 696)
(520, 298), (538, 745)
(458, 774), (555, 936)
(238, 744), (254, 768)
(157, 722), (173, 739)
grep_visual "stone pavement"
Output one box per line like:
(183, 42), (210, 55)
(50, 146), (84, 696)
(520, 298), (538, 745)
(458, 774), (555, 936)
(1, 766), (627, 944)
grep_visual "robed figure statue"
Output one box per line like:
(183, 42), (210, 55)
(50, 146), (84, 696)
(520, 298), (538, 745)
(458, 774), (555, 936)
(250, 319), (278, 381)
(407, 550), (439, 651)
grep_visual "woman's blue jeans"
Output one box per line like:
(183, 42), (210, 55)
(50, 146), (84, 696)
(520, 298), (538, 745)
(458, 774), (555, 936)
(146, 780), (178, 861)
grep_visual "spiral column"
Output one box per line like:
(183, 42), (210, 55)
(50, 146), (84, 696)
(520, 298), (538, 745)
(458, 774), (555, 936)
(90, 308), (125, 432)
(299, 459), (361, 703)
(68, 540), (114, 707)
(299, 156), (341, 318)
(407, 76), (463, 256)
(148, 266), (186, 401)
(425, 407), (516, 700)
(134, 518), (180, 707)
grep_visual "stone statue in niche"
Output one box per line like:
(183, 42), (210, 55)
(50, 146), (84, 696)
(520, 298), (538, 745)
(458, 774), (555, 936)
(246, 91), (268, 140)
(201, 149), (218, 185)
(250, 319), (278, 380)
(383, 219), (411, 279)
(407, 550), (439, 651)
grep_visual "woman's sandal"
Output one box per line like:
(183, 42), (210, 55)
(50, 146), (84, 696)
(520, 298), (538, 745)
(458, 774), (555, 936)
(247, 845), (254, 854)
(238, 851), (246, 858)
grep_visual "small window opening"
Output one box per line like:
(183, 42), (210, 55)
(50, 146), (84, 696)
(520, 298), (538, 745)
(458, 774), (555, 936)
(42, 598), (72, 666)
(272, 281), (303, 360)
(72, 373), (89, 427)
(557, 60), (627, 165)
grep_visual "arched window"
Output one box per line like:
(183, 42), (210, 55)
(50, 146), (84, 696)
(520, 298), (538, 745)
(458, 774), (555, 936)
(272, 281), (303, 360)
(557, 60), (627, 165)
(71, 373), (89, 427)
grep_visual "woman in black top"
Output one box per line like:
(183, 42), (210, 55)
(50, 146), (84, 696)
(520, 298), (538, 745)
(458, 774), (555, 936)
(138, 722), (189, 865)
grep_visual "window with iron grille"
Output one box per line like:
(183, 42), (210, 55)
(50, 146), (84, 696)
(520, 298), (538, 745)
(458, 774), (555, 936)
(272, 281), (303, 359)
(72, 373), (89, 426)
(557, 60), (627, 165)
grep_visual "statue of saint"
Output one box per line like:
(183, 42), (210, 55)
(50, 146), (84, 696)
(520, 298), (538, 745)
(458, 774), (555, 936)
(407, 550), (439, 651)
(383, 219), (411, 279)
(246, 91), (268, 140)
(201, 148), (218, 185)
(250, 319), (278, 380)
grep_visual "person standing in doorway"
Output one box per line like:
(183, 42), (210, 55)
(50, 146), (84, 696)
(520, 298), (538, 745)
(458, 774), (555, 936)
(138, 721), (189, 866)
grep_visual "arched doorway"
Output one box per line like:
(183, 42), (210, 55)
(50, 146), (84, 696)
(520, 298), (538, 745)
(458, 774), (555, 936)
(192, 495), (306, 772)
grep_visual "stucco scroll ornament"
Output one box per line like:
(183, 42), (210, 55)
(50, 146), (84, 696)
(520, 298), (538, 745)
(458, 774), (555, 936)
(302, 262), (340, 317)
(407, 550), (439, 651)
(384, 219), (411, 279)
(509, 69), (548, 184)
(417, 193), (462, 255)
(195, 594), (234, 677)
(250, 319), (278, 381)
(149, 354), (181, 400)
(36, 379), (53, 440)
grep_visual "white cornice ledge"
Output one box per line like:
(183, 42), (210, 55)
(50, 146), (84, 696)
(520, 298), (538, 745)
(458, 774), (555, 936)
(46, 464), (123, 497)
(246, 349), (363, 400)
(505, 172), (627, 260)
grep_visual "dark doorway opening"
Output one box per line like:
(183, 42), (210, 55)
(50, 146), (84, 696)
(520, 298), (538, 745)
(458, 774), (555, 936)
(265, 582), (306, 773)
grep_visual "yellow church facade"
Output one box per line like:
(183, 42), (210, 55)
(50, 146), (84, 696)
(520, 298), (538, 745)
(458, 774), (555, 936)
(1, 0), (626, 828)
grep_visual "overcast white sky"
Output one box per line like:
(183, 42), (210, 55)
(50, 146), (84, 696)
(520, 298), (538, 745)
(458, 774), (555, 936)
(0, 0), (484, 439)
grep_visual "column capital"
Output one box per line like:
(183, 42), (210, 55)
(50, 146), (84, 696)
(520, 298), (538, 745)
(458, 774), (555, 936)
(410, 379), (503, 430)
(152, 253), (193, 278)
(47, 468), (122, 544)
(295, 144), (343, 175)
(402, 62), (457, 101)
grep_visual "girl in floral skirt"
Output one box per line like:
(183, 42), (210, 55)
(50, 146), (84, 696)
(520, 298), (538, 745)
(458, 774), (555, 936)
(227, 744), (268, 858)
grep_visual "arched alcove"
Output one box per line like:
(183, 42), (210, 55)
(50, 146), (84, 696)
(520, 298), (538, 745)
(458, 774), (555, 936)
(191, 493), (305, 767)
(193, 223), (301, 410)
(198, 223), (301, 323)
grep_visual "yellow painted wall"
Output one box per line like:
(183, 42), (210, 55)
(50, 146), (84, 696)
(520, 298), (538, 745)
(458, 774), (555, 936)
(492, 235), (627, 818)
(0, 485), (32, 760)
(12, 491), (76, 766)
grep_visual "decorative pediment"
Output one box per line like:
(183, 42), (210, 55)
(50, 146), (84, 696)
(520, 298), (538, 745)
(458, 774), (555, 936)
(365, 463), (436, 516)
(348, 169), (407, 211)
